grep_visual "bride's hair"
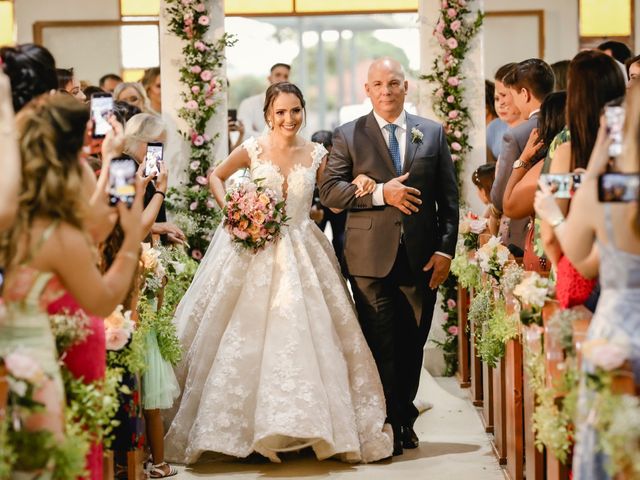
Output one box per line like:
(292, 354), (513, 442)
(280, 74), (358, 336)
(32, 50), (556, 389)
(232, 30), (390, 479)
(263, 82), (306, 127)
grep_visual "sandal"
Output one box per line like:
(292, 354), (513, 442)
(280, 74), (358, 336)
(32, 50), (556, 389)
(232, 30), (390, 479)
(149, 462), (178, 478)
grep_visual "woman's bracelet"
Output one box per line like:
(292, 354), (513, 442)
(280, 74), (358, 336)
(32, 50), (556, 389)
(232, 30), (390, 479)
(153, 190), (166, 200)
(120, 250), (139, 262)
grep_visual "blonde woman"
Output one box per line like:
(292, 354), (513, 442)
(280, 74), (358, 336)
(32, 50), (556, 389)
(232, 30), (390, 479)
(141, 67), (161, 114)
(114, 81), (152, 114)
(0, 95), (143, 460)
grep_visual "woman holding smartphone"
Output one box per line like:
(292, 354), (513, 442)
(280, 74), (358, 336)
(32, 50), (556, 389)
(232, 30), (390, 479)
(535, 81), (640, 480)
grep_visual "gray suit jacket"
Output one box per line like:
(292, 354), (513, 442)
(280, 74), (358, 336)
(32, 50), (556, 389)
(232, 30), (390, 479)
(319, 111), (459, 278)
(490, 113), (538, 250)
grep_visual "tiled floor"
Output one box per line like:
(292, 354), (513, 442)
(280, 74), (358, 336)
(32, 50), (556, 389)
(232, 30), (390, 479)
(174, 371), (505, 479)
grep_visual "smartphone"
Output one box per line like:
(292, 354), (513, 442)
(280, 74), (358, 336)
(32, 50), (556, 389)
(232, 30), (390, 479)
(228, 108), (237, 122)
(598, 173), (639, 202)
(108, 156), (137, 207)
(604, 105), (625, 158)
(144, 142), (163, 177)
(91, 92), (114, 138)
(540, 173), (584, 199)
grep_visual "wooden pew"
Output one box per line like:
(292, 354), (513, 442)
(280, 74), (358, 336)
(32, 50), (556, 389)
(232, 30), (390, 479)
(469, 284), (483, 407)
(457, 282), (471, 388)
(505, 337), (524, 480)
(522, 325), (545, 480)
(492, 358), (508, 465)
(482, 362), (494, 433)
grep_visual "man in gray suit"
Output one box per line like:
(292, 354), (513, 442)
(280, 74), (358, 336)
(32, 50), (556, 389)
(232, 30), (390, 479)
(319, 58), (459, 456)
(490, 58), (554, 253)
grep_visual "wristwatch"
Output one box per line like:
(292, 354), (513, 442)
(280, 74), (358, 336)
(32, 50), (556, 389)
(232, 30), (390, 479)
(513, 159), (528, 169)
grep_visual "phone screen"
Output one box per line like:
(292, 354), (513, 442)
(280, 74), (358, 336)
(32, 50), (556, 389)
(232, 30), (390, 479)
(540, 173), (583, 199)
(598, 173), (639, 202)
(228, 109), (237, 122)
(144, 143), (163, 177)
(91, 94), (114, 138)
(604, 105), (625, 158)
(109, 157), (137, 206)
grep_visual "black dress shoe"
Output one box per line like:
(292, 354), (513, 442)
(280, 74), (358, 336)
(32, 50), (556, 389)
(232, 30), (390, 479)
(402, 426), (419, 449)
(393, 438), (403, 456)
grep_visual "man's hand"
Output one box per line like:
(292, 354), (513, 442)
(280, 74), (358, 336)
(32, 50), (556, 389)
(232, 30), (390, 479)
(382, 172), (422, 214)
(423, 254), (452, 290)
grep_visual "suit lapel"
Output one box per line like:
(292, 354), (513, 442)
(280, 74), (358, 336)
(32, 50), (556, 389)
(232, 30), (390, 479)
(364, 112), (397, 177)
(403, 113), (420, 174)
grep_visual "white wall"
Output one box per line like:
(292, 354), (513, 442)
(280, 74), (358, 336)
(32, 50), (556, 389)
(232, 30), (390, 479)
(484, 0), (579, 78)
(14, 0), (121, 85)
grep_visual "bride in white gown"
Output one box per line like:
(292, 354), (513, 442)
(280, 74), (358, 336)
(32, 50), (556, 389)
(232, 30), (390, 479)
(164, 82), (393, 464)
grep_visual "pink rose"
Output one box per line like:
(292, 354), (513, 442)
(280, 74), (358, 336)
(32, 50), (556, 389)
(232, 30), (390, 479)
(448, 110), (459, 119)
(190, 201), (199, 211)
(447, 95), (455, 103)
(200, 70), (213, 81)
(441, 0), (448, 7)
(191, 249), (203, 260)
(198, 15), (210, 26)
(450, 19), (462, 32)
(106, 329), (130, 351)
(447, 37), (458, 50)
(205, 98), (214, 107)
(196, 175), (208, 185)
(447, 298), (457, 309)
(206, 198), (216, 209)
(184, 17), (193, 27)
(194, 40), (207, 51)
(435, 20), (445, 34)
(203, 133), (211, 141)
(193, 135), (204, 146)
(195, 3), (206, 12)
(436, 33), (447, 46)
(5, 352), (44, 383)
(191, 85), (201, 94)
(452, 142), (462, 151)
(191, 65), (202, 74)
(185, 100), (198, 110)
(458, 0), (467, 6)
(454, 130), (462, 139)
(190, 160), (201, 170)
(447, 76), (460, 86)
(436, 88), (445, 98)
(448, 325), (459, 336)
(447, 8), (457, 18)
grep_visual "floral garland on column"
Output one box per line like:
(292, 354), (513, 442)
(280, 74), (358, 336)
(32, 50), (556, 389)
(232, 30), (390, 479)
(421, 0), (483, 376)
(164, 0), (236, 259)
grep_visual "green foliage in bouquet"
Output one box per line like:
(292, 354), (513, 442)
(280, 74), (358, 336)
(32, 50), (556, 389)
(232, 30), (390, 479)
(477, 298), (519, 367)
(450, 251), (481, 290)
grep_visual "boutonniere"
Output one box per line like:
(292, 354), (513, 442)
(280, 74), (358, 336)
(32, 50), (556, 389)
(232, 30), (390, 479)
(411, 127), (423, 144)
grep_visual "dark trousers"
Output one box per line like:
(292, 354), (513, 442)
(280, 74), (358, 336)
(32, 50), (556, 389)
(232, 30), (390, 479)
(349, 244), (437, 429)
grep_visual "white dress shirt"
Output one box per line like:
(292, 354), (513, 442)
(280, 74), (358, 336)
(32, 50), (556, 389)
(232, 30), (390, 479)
(237, 92), (267, 139)
(368, 110), (452, 260)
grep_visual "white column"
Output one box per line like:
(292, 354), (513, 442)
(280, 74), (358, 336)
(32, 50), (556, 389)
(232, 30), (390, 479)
(160, 0), (228, 189)
(418, 0), (486, 375)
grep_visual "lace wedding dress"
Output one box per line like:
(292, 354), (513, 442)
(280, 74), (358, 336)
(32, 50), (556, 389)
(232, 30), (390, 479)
(164, 137), (393, 464)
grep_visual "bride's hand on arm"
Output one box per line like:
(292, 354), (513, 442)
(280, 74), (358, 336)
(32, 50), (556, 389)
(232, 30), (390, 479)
(316, 155), (344, 214)
(209, 146), (251, 208)
(351, 174), (376, 198)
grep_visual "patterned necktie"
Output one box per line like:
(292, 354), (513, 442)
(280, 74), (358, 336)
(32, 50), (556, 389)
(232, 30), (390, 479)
(384, 123), (402, 175)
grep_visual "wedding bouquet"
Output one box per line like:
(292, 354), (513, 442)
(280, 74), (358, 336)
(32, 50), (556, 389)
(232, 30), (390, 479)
(459, 211), (487, 251)
(223, 179), (288, 252)
(475, 235), (510, 281)
(140, 243), (166, 298)
(512, 272), (552, 326)
(104, 305), (134, 351)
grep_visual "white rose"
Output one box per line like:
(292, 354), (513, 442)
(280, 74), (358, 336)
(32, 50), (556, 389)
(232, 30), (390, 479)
(469, 218), (487, 234)
(459, 220), (471, 234)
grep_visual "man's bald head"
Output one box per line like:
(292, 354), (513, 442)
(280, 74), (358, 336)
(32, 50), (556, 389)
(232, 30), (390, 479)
(365, 57), (408, 122)
(367, 57), (406, 82)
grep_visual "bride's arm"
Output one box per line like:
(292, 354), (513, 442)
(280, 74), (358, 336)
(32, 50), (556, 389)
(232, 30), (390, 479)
(209, 147), (251, 208)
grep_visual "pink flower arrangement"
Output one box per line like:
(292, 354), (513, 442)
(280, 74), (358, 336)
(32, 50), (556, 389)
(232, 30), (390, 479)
(196, 175), (208, 185)
(451, 142), (462, 151)
(448, 110), (459, 119)
(191, 249), (203, 260)
(5, 351), (45, 384)
(198, 15), (210, 26)
(205, 98), (215, 107)
(450, 19), (462, 32)
(223, 180), (288, 252)
(447, 95), (455, 103)
(194, 40), (207, 51)
(104, 305), (134, 351)
(447, 8), (457, 18)
(206, 198), (216, 209)
(447, 76), (460, 86)
(454, 130), (462, 138)
(190, 201), (199, 211)
(194, 3), (206, 12)
(451, 154), (459, 162)
(448, 325), (459, 336)
(190, 65), (202, 74)
(190, 160), (201, 170)
(191, 85), (201, 94)
(200, 70), (213, 81)
(185, 100), (198, 110)
(447, 298), (457, 309)
(447, 37), (459, 49)
(193, 135), (204, 146)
